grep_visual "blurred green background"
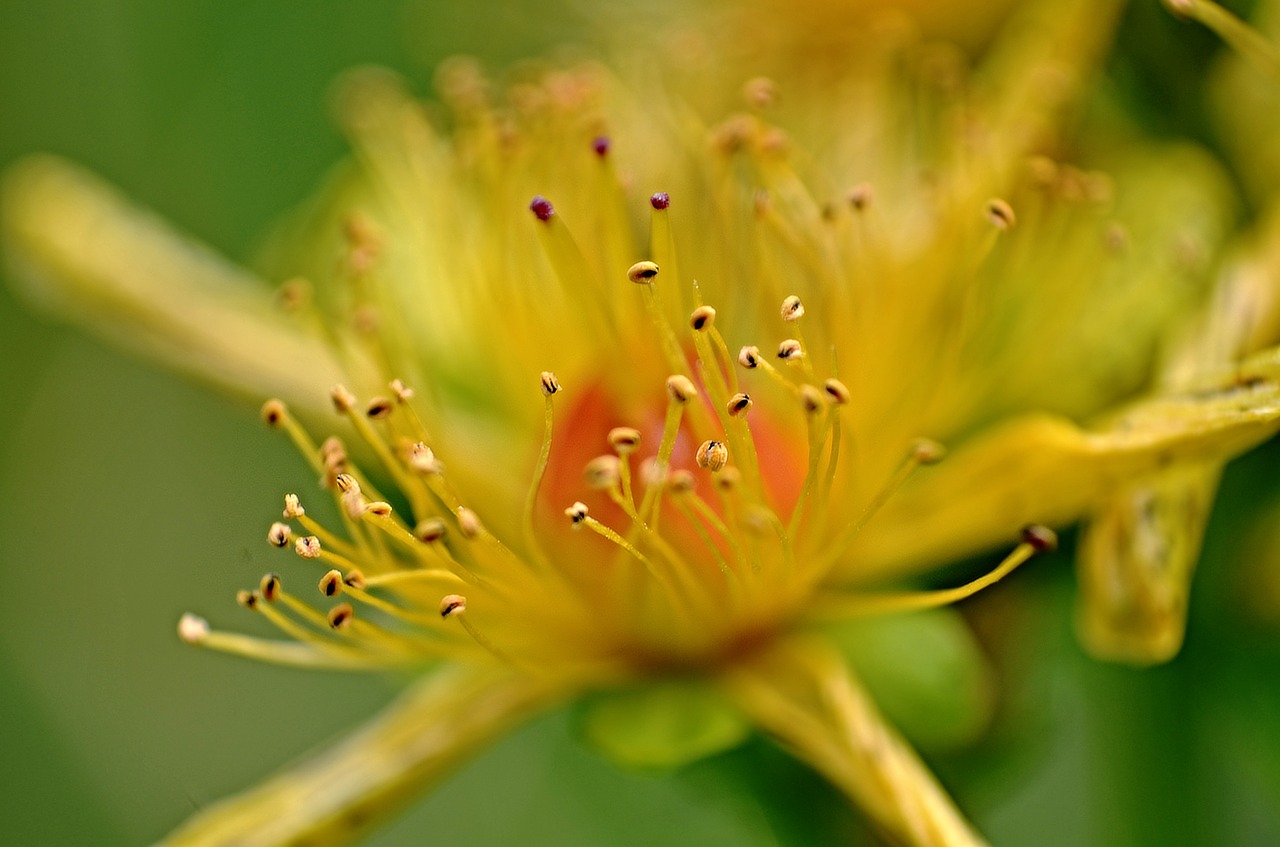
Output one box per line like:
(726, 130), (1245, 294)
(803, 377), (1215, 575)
(2, 1), (1279, 845)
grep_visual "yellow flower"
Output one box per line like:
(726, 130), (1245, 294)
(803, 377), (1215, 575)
(4, 1), (1280, 844)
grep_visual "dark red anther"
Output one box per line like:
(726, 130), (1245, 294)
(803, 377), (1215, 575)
(529, 195), (555, 222)
(592, 136), (610, 158)
(649, 191), (671, 210)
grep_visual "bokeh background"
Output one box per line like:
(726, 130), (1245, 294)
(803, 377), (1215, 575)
(2, 1), (1279, 845)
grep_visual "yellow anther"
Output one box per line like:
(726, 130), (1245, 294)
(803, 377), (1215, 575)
(295, 536), (322, 559)
(540, 371), (562, 396)
(415, 518), (448, 543)
(986, 198), (1016, 230)
(259, 573), (282, 602)
(823, 378), (851, 405)
(696, 440), (730, 472)
(781, 295), (805, 322)
(777, 339), (803, 360)
(689, 305), (717, 331)
(726, 393), (753, 416)
(627, 260), (660, 284)
(565, 501), (590, 524)
(329, 384), (357, 413)
(608, 427), (642, 454)
(267, 522), (292, 548)
(319, 569), (344, 597)
(738, 346), (761, 369)
(666, 374), (698, 403)
(328, 603), (355, 630)
(584, 455), (621, 490)
(439, 594), (468, 618)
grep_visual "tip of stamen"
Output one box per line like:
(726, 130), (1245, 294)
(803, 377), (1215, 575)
(608, 427), (642, 454)
(847, 183), (874, 211)
(178, 613), (210, 644)
(696, 440), (730, 472)
(235, 590), (258, 610)
(319, 569), (344, 597)
(738, 346), (761, 369)
(529, 195), (555, 222)
(259, 573), (282, 602)
(744, 76), (779, 109)
(1020, 524), (1058, 553)
(365, 501), (394, 518)
(986, 198), (1016, 230)
(726, 393), (753, 417)
(781, 295), (805, 321)
(330, 384), (357, 414)
(408, 442), (441, 475)
(777, 339), (803, 360)
(910, 438), (946, 465)
(584, 455), (621, 490)
(565, 501), (590, 525)
(627, 260), (660, 284)
(334, 473), (360, 495)
(260, 399), (287, 428)
(650, 192), (671, 210)
(389, 379), (415, 402)
(715, 467), (742, 491)
(295, 536), (322, 559)
(457, 507), (483, 540)
(328, 603), (355, 629)
(689, 305), (717, 331)
(439, 594), (468, 618)
(344, 569), (367, 590)
(669, 469), (696, 494)
(415, 518), (448, 543)
(268, 522), (292, 548)
(666, 374), (698, 403)
(800, 385), (823, 415)
(366, 397), (394, 420)
(592, 136), (610, 158)
(823, 378), (851, 405)
(540, 371), (562, 396)
(282, 494), (305, 519)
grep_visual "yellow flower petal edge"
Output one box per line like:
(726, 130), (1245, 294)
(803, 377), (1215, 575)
(850, 345), (1280, 583)
(723, 636), (985, 847)
(157, 666), (562, 847)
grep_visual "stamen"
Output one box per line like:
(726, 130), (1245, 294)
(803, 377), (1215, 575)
(439, 594), (515, 665)
(985, 198), (1016, 231)
(781, 294), (805, 321)
(696, 440), (730, 472)
(328, 603), (355, 629)
(260, 399), (323, 476)
(319, 569), (344, 597)
(638, 379), (693, 523)
(1164, 0), (1280, 77)
(268, 522), (292, 548)
(524, 371), (560, 571)
(777, 339), (804, 361)
(689, 305), (717, 331)
(726, 393), (753, 416)
(812, 526), (1059, 620)
(628, 260), (688, 377)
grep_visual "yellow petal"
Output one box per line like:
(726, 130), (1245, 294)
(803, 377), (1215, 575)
(1, 155), (345, 407)
(722, 637), (986, 847)
(848, 345), (1280, 583)
(158, 667), (561, 847)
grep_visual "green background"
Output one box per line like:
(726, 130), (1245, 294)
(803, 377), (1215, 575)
(2, 1), (1279, 845)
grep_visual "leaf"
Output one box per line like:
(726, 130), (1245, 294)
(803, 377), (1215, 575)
(574, 679), (751, 773)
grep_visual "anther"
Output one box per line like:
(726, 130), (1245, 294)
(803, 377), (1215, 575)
(540, 371), (562, 396)
(259, 573), (282, 602)
(529, 195), (555, 222)
(268, 522), (292, 548)
(365, 501), (393, 518)
(566, 501), (590, 524)
(439, 594), (468, 618)
(689, 305), (717, 331)
(777, 339), (803, 360)
(319, 569), (344, 597)
(415, 518), (448, 543)
(726, 392), (753, 416)
(328, 603), (355, 630)
(669, 469), (696, 494)
(738, 346), (761, 369)
(592, 136), (611, 158)
(781, 295), (805, 321)
(457, 507), (483, 540)
(847, 183), (874, 210)
(334, 473), (360, 495)
(986, 198), (1016, 230)
(330, 384), (357, 414)
(666, 374), (698, 404)
(823, 378), (851, 405)
(696, 440), (730, 472)
(744, 76), (779, 109)
(260, 399), (287, 428)
(177, 613), (209, 644)
(282, 494), (305, 519)
(343, 569), (367, 590)
(295, 536), (322, 559)
(608, 427), (642, 454)
(366, 397), (394, 420)
(408, 442), (440, 475)
(715, 466), (742, 491)
(800, 384), (823, 415)
(236, 590), (258, 610)
(1020, 524), (1059, 553)
(584, 455), (621, 490)
(650, 192), (671, 210)
(389, 379), (414, 402)
(628, 260), (660, 284)
(910, 438), (947, 465)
